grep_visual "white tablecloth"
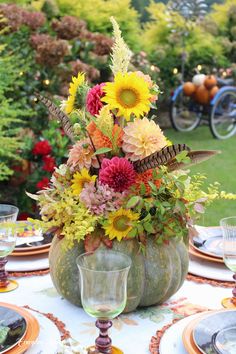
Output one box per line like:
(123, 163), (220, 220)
(1, 272), (233, 354)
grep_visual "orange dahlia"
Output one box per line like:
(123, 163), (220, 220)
(135, 169), (161, 194)
(87, 122), (123, 150)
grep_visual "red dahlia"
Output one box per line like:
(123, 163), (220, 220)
(99, 157), (136, 192)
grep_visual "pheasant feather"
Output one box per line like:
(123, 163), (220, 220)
(133, 144), (190, 172)
(36, 93), (75, 142)
(167, 150), (220, 171)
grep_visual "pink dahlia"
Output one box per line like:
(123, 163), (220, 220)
(99, 157), (136, 192)
(86, 83), (105, 116)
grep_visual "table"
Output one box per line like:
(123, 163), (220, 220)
(1, 273), (233, 353)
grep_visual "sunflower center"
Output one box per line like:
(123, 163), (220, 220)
(113, 216), (130, 232)
(118, 89), (139, 108)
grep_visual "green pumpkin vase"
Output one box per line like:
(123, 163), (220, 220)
(49, 235), (189, 313)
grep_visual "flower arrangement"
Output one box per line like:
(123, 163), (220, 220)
(31, 18), (236, 252)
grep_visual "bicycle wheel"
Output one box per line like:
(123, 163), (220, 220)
(210, 90), (236, 139)
(170, 87), (202, 132)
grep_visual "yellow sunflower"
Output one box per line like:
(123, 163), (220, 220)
(102, 72), (152, 120)
(65, 73), (85, 114)
(103, 208), (139, 241)
(71, 168), (96, 195)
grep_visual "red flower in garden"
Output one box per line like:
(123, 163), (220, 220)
(18, 212), (30, 220)
(42, 155), (56, 172)
(86, 83), (105, 116)
(99, 157), (136, 192)
(36, 177), (50, 190)
(32, 140), (52, 156)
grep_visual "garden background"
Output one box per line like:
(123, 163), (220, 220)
(0, 0), (235, 225)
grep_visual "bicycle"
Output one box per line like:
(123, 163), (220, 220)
(170, 78), (236, 139)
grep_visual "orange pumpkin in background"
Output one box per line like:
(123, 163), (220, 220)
(195, 85), (210, 105)
(183, 82), (196, 96)
(209, 86), (219, 100)
(204, 75), (217, 90)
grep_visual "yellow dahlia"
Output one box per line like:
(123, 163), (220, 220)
(65, 72), (85, 114)
(122, 117), (167, 161)
(102, 72), (152, 120)
(71, 169), (97, 195)
(103, 208), (139, 241)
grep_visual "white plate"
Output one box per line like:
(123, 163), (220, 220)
(159, 313), (201, 354)
(189, 255), (233, 282)
(26, 309), (61, 354)
(16, 235), (44, 247)
(6, 254), (49, 272)
(194, 225), (222, 240)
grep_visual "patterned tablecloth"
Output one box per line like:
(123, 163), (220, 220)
(1, 272), (233, 354)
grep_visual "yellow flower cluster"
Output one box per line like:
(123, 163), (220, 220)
(220, 191), (236, 200)
(36, 188), (99, 250)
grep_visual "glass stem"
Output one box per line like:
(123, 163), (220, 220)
(95, 319), (112, 354)
(233, 273), (236, 304)
(0, 257), (9, 288)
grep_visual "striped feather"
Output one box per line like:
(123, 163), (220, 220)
(167, 150), (220, 171)
(133, 144), (190, 172)
(36, 93), (75, 142)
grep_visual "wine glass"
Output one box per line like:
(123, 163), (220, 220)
(220, 216), (236, 308)
(0, 204), (19, 292)
(76, 250), (131, 354)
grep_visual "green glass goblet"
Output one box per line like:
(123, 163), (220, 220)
(0, 204), (19, 292)
(77, 250), (131, 354)
(220, 216), (236, 308)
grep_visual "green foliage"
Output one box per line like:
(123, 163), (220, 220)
(56, 0), (141, 50)
(0, 44), (31, 182)
(207, 0), (236, 63)
(142, 1), (228, 96)
(0, 27), (50, 133)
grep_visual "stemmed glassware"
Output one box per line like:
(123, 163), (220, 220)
(76, 250), (131, 354)
(0, 204), (19, 292)
(220, 216), (236, 308)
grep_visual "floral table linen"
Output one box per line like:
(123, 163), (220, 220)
(1, 274), (232, 353)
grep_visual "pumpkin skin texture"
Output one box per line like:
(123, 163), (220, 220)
(49, 237), (84, 306)
(49, 236), (189, 313)
(204, 75), (217, 90)
(195, 85), (210, 105)
(183, 82), (196, 96)
(209, 86), (219, 99)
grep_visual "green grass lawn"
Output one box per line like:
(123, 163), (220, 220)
(164, 126), (236, 226)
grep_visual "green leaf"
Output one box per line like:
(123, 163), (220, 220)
(175, 151), (191, 164)
(148, 181), (157, 193)
(175, 199), (186, 213)
(127, 228), (137, 238)
(143, 222), (155, 233)
(94, 147), (112, 155)
(152, 168), (159, 180)
(140, 183), (146, 195)
(137, 224), (144, 234)
(126, 196), (141, 209)
(178, 174), (189, 182)
(142, 213), (151, 222)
